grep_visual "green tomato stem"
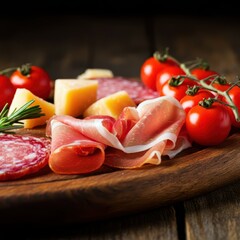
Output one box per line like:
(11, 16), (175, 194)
(180, 74), (240, 122)
(153, 48), (180, 65)
(153, 50), (240, 122)
(180, 58), (210, 72)
(0, 67), (18, 76)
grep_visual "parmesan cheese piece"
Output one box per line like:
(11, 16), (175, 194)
(77, 68), (113, 79)
(8, 88), (55, 128)
(83, 90), (136, 119)
(54, 79), (98, 117)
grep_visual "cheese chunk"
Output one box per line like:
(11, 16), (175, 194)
(54, 79), (98, 117)
(77, 68), (113, 79)
(83, 90), (136, 119)
(8, 88), (55, 128)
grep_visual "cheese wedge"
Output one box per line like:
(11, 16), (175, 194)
(54, 79), (98, 117)
(8, 88), (55, 128)
(77, 68), (113, 79)
(83, 90), (136, 119)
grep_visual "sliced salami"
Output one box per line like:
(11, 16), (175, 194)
(96, 77), (159, 104)
(0, 133), (51, 181)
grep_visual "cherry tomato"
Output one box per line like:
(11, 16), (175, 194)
(10, 64), (52, 100)
(180, 89), (215, 114)
(156, 65), (186, 91)
(0, 75), (16, 111)
(191, 68), (219, 81)
(140, 52), (178, 91)
(222, 85), (240, 128)
(186, 101), (231, 146)
(157, 77), (196, 101)
(212, 81), (231, 92)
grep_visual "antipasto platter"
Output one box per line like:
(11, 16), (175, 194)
(1, 52), (240, 225)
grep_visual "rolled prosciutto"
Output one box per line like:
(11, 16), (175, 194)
(48, 120), (106, 174)
(46, 96), (191, 174)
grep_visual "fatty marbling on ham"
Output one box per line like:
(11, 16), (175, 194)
(46, 96), (191, 174)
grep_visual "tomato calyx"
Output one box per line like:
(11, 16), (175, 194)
(153, 48), (179, 65)
(198, 60), (210, 71)
(153, 51), (168, 62)
(211, 75), (228, 85)
(198, 98), (215, 108)
(185, 85), (201, 95)
(18, 63), (32, 77)
(169, 76), (185, 86)
(0, 63), (33, 78)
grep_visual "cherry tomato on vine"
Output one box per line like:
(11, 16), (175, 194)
(140, 51), (179, 91)
(156, 65), (186, 91)
(157, 76), (197, 101)
(0, 75), (16, 111)
(10, 64), (52, 100)
(222, 85), (240, 128)
(186, 100), (231, 146)
(191, 68), (219, 82)
(180, 89), (215, 114)
(210, 77), (231, 100)
(212, 81), (231, 92)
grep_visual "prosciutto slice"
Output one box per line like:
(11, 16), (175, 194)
(48, 120), (106, 174)
(46, 96), (191, 174)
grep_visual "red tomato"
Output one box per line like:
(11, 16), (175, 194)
(156, 65), (186, 91)
(0, 75), (16, 111)
(180, 89), (215, 114)
(223, 85), (240, 128)
(186, 102), (231, 146)
(157, 77), (196, 101)
(10, 64), (52, 100)
(210, 81), (231, 100)
(191, 68), (219, 81)
(212, 81), (231, 92)
(140, 53), (178, 91)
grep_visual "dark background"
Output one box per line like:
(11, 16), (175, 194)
(1, 1), (240, 16)
(1, 2), (240, 80)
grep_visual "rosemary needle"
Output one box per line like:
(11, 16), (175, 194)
(0, 100), (45, 132)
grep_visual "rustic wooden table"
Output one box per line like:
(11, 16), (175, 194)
(1, 12), (240, 239)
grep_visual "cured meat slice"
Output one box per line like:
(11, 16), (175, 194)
(47, 96), (191, 173)
(96, 77), (159, 104)
(105, 128), (191, 169)
(46, 115), (117, 148)
(0, 134), (51, 181)
(104, 96), (192, 168)
(49, 120), (106, 174)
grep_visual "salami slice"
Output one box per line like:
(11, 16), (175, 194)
(96, 77), (159, 104)
(0, 133), (51, 181)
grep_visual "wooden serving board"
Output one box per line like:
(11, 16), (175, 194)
(1, 128), (240, 225)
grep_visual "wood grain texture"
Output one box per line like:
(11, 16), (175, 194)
(184, 181), (240, 240)
(1, 129), (240, 226)
(2, 207), (178, 240)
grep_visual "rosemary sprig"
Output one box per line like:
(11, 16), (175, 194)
(0, 100), (45, 132)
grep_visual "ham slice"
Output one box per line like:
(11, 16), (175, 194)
(48, 120), (106, 174)
(105, 97), (191, 168)
(46, 96), (191, 174)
